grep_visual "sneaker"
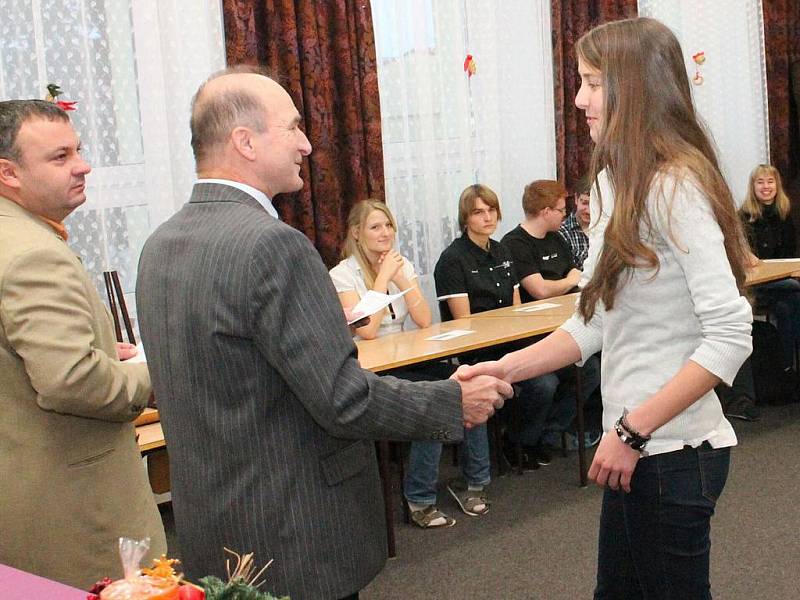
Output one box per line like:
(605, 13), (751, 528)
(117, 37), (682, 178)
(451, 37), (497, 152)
(523, 444), (552, 466)
(562, 430), (602, 451)
(723, 396), (761, 422)
(541, 430), (602, 451)
(502, 441), (539, 472)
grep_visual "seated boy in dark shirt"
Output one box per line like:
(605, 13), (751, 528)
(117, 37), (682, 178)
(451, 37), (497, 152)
(501, 180), (601, 449)
(501, 180), (581, 303)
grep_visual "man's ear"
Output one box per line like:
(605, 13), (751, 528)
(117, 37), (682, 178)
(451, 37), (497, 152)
(230, 127), (256, 161)
(0, 159), (22, 190)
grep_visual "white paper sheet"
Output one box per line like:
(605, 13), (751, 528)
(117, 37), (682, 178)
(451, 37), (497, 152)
(762, 258), (800, 263)
(348, 289), (410, 324)
(513, 302), (561, 312)
(425, 329), (475, 341)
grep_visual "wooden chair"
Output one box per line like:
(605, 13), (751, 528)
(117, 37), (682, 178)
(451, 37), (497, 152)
(103, 270), (170, 496)
(103, 270), (136, 344)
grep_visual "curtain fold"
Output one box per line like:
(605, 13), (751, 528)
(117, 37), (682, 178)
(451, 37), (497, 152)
(763, 1), (800, 187)
(223, 0), (385, 267)
(550, 0), (638, 190)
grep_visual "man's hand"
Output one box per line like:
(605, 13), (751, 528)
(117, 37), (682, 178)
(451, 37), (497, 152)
(116, 342), (138, 361)
(452, 360), (508, 383)
(454, 374), (513, 427)
(587, 432), (640, 493)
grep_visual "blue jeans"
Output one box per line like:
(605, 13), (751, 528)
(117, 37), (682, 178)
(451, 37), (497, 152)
(403, 425), (491, 505)
(594, 443), (731, 600)
(755, 278), (800, 368)
(512, 355), (601, 447)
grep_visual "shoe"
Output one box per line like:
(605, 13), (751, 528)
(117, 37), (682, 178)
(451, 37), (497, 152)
(562, 430), (602, 451)
(446, 479), (491, 517)
(538, 445), (553, 465)
(502, 441), (539, 472)
(541, 430), (602, 451)
(523, 444), (552, 466)
(408, 504), (456, 529)
(723, 396), (761, 422)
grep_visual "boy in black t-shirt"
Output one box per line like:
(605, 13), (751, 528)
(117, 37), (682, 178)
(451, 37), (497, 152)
(501, 180), (601, 451)
(501, 180), (581, 303)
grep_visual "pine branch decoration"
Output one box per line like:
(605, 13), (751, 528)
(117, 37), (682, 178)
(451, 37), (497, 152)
(199, 548), (289, 600)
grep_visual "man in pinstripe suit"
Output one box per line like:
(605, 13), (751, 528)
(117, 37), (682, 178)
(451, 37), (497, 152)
(136, 69), (512, 600)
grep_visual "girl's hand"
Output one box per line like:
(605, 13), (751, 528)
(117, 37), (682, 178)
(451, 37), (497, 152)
(377, 250), (404, 283)
(587, 432), (641, 493)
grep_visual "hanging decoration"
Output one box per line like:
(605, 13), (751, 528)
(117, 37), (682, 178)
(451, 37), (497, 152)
(691, 51), (706, 86)
(45, 83), (78, 111)
(463, 54), (476, 78)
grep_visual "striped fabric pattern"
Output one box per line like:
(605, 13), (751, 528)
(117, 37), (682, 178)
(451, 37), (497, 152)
(136, 183), (463, 599)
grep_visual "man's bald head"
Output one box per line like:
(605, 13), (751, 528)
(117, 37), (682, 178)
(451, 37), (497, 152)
(190, 67), (282, 166)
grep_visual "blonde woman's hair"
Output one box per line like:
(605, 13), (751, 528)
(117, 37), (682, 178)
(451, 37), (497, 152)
(575, 17), (749, 322)
(341, 199), (397, 290)
(741, 164), (791, 222)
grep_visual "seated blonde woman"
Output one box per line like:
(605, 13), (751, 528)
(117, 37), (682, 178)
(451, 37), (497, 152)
(330, 199), (430, 339)
(330, 200), (484, 528)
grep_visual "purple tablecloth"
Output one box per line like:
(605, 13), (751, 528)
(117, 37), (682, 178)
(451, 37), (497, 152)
(0, 563), (87, 599)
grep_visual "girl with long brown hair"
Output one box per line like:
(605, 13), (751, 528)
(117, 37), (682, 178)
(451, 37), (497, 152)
(456, 17), (752, 598)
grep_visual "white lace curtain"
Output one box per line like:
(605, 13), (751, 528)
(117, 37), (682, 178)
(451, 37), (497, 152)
(638, 0), (769, 205)
(0, 0), (225, 319)
(371, 0), (557, 317)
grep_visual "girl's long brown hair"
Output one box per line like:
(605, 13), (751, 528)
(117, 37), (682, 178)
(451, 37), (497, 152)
(576, 17), (749, 322)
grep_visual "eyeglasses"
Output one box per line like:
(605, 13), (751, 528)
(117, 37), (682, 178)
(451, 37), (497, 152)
(550, 206), (567, 215)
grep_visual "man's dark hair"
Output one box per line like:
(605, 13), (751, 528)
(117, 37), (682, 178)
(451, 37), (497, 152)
(0, 100), (69, 162)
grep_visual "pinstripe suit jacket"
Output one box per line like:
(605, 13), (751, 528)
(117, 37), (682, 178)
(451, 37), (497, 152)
(136, 183), (463, 599)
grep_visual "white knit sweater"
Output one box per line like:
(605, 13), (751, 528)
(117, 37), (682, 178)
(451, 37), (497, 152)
(561, 169), (752, 455)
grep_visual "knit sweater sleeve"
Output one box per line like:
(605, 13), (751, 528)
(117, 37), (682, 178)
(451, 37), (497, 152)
(559, 171), (609, 362)
(650, 175), (752, 385)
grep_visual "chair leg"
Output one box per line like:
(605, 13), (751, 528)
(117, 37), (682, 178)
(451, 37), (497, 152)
(574, 366), (588, 488)
(396, 441), (410, 524)
(375, 441), (397, 557)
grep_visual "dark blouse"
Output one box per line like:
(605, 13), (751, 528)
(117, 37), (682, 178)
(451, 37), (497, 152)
(742, 203), (797, 259)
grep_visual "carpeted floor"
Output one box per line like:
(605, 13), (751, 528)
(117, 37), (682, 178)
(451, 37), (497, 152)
(162, 402), (800, 599)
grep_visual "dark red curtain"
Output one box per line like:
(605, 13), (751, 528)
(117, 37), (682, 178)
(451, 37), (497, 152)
(763, 1), (800, 198)
(550, 0), (638, 190)
(222, 0), (385, 267)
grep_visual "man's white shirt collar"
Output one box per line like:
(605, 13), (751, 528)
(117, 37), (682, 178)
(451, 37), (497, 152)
(196, 178), (279, 220)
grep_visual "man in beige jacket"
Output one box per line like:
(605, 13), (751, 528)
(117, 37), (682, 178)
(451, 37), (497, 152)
(0, 100), (166, 589)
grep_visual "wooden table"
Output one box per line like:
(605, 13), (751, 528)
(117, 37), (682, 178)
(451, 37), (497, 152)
(356, 313), (569, 373)
(746, 259), (800, 286)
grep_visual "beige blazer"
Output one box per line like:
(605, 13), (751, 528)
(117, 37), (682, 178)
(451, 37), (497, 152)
(0, 196), (166, 589)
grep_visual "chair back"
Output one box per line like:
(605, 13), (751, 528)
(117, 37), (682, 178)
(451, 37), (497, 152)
(103, 270), (136, 344)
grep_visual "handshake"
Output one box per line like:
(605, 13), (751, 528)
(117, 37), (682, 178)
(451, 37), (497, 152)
(450, 361), (513, 428)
